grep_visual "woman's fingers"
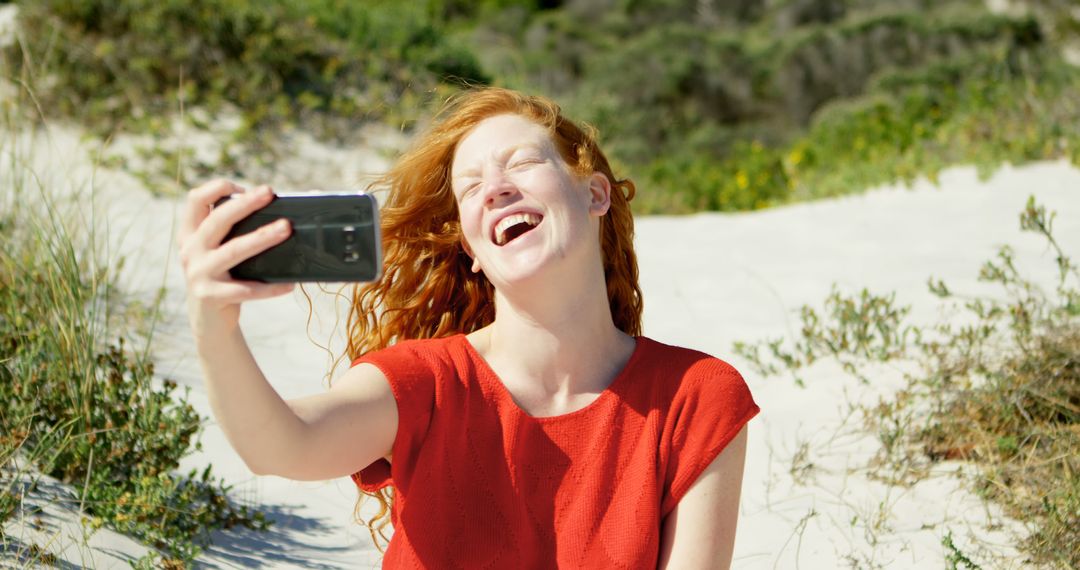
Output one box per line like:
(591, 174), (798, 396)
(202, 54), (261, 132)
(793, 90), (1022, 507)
(179, 179), (295, 313)
(199, 185), (277, 248)
(178, 180), (276, 268)
(179, 180), (277, 252)
(179, 179), (245, 242)
(205, 217), (292, 276)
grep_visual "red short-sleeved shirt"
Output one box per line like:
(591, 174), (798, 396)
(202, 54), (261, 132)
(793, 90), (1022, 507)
(351, 334), (759, 569)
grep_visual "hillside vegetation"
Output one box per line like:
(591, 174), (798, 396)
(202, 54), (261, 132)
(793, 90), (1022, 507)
(3, 0), (1078, 211)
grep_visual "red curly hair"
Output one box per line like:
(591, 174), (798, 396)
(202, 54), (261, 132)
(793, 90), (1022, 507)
(344, 87), (643, 549)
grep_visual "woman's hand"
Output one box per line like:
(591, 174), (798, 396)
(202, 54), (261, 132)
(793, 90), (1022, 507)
(174, 179), (399, 480)
(178, 179), (295, 331)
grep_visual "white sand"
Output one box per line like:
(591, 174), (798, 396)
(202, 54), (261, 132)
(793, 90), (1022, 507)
(3, 121), (1078, 568)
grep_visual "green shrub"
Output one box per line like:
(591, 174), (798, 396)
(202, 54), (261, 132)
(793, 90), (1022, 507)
(487, 1), (1070, 214)
(4, 0), (486, 135)
(0, 0), (493, 195)
(638, 140), (791, 213)
(789, 50), (1080, 201)
(629, 44), (1080, 214)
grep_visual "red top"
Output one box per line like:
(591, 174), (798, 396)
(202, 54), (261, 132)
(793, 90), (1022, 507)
(351, 334), (759, 569)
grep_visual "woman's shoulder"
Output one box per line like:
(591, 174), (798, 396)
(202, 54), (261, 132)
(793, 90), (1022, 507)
(634, 336), (743, 381)
(350, 334), (465, 369)
(628, 336), (753, 410)
(634, 337), (759, 447)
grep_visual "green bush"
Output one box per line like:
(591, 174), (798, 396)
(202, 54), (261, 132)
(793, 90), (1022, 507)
(484, 1), (1071, 214)
(0, 0), (493, 195)
(790, 49), (1080, 200)
(631, 46), (1080, 213)
(638, 140), (791, 213)
(4, 0), (487, 135)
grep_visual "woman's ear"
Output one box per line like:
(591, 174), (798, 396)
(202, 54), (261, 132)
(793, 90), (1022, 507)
(460, 238), (482, 273)
(587, 172), (612, 216)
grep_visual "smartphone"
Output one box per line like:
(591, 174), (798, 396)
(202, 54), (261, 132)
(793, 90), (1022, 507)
(218, 191), (382, 283)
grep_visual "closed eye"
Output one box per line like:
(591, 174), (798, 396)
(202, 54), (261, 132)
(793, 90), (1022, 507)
(509, 158), (544, 170)
(457, 180), (480, 198)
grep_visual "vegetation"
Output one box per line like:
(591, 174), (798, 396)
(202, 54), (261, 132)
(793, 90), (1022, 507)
(735, 198), (1080, 568)
(3, 0), (485, 191)
(7, 0), (485, 133)
(0, 123), (268, 565)
(2, 0), (1078, 209)
(496, 4), (1079, 212)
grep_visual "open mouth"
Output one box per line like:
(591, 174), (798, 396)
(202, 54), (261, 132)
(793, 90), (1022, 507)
(493, 212), (542, 246)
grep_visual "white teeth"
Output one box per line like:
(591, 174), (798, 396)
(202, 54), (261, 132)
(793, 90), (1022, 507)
(494, 213), (541, 245)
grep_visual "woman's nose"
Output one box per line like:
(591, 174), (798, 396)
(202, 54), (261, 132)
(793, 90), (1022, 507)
(481, 166), (518, 205)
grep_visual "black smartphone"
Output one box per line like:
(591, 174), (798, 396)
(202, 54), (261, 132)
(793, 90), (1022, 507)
(218, 191), (382, 283)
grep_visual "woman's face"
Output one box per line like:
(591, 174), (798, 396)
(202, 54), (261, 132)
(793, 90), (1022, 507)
(450, 113), (610, 288)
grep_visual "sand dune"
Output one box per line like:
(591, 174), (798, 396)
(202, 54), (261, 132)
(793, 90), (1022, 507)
(3, 123), (1078, 568)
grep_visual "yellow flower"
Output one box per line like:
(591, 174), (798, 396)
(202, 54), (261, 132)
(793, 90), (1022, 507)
(736, 171), (749, 190)
(788, 148), (804, 166)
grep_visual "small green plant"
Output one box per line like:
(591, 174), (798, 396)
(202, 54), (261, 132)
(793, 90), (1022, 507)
(1, 419), (33, 549)
(733, 286), (915, 386)
(735, 197), (1080, 566)
(1, 411), (88, 562)
(943, 530), (984, 570)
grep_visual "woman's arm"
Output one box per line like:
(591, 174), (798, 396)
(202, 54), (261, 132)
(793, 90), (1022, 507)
(657, 425), (749, 570)
(180, 179), (397, 481)
(193, 325), (398, 480)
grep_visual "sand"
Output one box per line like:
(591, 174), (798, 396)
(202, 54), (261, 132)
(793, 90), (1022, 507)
(2, 121), (1078, 568)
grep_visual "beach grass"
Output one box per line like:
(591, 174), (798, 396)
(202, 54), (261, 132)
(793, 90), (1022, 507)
(735, 197), (1080, 567)
(0, 101), (269, 565)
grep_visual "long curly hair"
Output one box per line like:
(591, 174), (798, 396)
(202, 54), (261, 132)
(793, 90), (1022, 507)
(344, 87), (643, 549)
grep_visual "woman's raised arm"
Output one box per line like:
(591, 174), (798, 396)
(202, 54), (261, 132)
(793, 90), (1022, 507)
(178, 179), (397, 480)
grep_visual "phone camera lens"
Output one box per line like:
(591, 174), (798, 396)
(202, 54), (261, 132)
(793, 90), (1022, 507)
(343, 240), (359, 263)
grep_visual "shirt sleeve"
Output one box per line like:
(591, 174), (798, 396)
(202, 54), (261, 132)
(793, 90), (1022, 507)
(660, 357), (759, 517)
(348, 340), (436, 493)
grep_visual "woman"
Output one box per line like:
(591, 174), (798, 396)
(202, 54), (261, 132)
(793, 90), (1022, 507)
(178, 87), (758, 568)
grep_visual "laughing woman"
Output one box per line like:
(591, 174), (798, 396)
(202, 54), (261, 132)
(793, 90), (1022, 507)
(178, 87), (759, 569)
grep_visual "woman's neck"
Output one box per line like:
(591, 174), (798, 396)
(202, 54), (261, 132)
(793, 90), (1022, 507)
(469, 259), (636, 411)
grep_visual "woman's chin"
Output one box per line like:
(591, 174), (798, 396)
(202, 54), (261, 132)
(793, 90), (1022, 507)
(484, 251), (557, 287)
